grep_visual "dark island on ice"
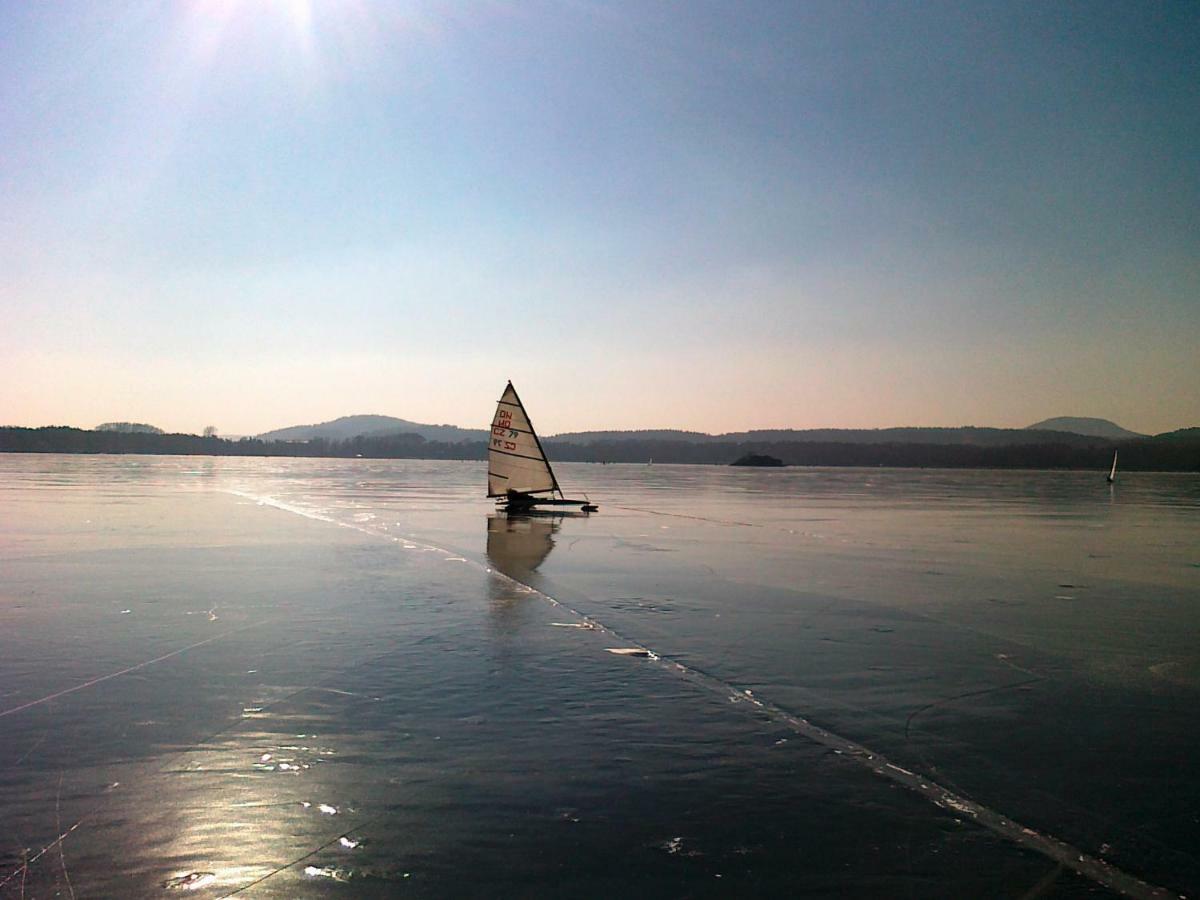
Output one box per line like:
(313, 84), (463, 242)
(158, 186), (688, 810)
(731, 453), (785, 467)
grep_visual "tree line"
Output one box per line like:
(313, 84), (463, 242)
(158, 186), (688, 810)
(2, 425), (1198, 471)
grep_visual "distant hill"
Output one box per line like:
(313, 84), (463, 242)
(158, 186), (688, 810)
(258, 414), (487, 444)
(1025, 417), (1143, 440)
(550, 426), (1109, 448)
(5, 423), (1197, 470)
(1151, 427), (1200, 442)
(256, 415), (1153, 450)
(545, 429), (713, 443)
(95, 422), (164, 434)
(716, 427), (1100, 446)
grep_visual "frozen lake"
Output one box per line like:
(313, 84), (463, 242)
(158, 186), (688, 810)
(1, 455), (1198, 897)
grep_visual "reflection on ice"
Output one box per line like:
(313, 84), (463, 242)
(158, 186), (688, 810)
(485, 514), (560, 577)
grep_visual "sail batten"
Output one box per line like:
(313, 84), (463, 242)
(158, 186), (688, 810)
(486, 382), (560, 498)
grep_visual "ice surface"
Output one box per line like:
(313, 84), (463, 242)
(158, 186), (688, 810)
(0, 456), (1196, 897)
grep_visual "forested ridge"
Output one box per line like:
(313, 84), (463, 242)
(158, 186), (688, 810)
(3, 426), (1198, 471)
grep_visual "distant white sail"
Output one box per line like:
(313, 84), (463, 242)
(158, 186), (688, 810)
(487, 382), (560, 498)
(1108, 450), (1118, 483)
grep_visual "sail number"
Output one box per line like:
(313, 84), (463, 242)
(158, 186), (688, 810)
(492, 410), (519, 450)
(493, 410), (519, 442)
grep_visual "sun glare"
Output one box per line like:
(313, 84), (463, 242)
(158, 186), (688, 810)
(268, 0), (314, 48)
(190, 0), (316, 54)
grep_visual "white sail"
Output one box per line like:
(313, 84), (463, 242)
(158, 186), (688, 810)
(1108, 450), (1118, 482)
(487, 382), (560, 498)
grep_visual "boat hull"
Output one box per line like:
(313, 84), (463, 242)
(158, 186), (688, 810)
(500, 491), (597, 513)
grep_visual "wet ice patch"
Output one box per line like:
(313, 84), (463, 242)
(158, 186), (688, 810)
(163, 871), (216, 890)
(658, 836), (701, 857)
(939, 795), (977, 817)
(304, 865), (349, 881)
(606, 647), (656, 658)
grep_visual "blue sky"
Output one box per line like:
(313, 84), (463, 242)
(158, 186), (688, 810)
(2, 1), (1197, 435)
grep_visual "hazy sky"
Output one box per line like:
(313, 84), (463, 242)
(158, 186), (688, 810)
(2, 1), (1197, 436)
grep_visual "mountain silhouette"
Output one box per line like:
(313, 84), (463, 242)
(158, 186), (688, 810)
(258, 415), (486, 443)
(1025, 417), (1143, 440)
